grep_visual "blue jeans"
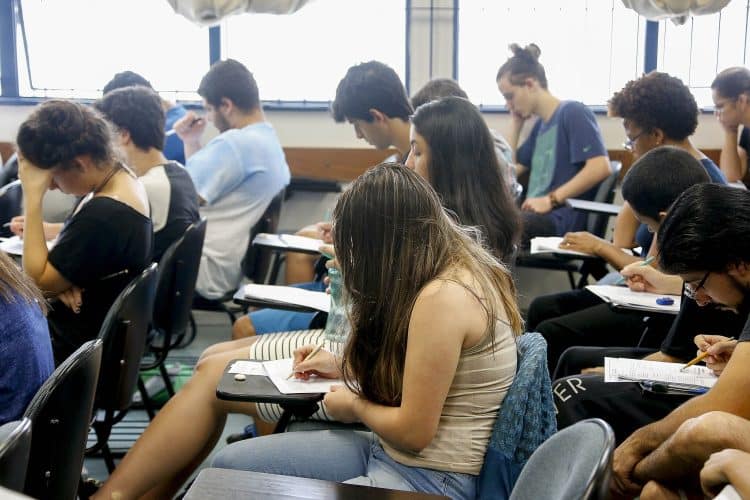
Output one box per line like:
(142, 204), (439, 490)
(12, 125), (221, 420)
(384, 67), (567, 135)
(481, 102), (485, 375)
(249, 281), (325, 334)
(212, 431), (477, 499)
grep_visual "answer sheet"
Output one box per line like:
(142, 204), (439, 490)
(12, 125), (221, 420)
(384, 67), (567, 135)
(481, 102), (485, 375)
(529, 236), (593, 257)
(604, 357), (718, 388)
(228, 360), (267, 376)
(253, 233), (325, 253)
(242, 284), (331, 313)
(263, 358), (342, 394)
(586, 285), (681, 314)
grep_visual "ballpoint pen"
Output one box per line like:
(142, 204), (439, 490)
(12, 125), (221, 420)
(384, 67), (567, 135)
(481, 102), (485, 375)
(615, 255), (656, 286)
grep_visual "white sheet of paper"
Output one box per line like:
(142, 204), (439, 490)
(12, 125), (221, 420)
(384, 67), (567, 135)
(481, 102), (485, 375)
(529, 236), (593, 257)
(0, 235), (54, 256)
(228, 360), (268, 376)
(263, 357), (342, 394)
(714, 484), (741, 500)
(586, 285), (681, 314)
(242, 284), (331, 313)
(253, 233), (325, 253)
(604, 357), (718, 388)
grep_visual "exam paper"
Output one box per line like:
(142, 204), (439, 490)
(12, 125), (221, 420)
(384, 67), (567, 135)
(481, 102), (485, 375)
(529, 236), (593, 257)
(586, 285), (681, 314)
(263, 358), (341, 394)
(253, 233), (325, 253)
(604, 357), (718, 388)
(242, 284), (331, 313)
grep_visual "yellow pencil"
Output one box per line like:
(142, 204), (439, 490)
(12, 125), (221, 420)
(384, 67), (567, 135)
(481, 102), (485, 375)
(680, 337), (735, 372)
(287, 343), (324, 379)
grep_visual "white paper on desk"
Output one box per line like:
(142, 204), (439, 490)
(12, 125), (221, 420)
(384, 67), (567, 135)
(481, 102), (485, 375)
(228, 360), (267, 376)
(263, 358), (341, 394)
(529, 236), (593, 257)
(253, 233), (324, 253)
(714, 484), (741, 500)
(242, 284), (330, 313)
(0, 235), (54, 256)
(586, 285), (681, 314)
(604, 357), (718, 388)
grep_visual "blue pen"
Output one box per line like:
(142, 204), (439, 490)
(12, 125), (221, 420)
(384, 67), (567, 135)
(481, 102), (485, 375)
(615, 255), (656, 286)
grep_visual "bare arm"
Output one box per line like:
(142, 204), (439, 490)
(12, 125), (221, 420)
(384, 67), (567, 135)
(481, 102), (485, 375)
(613, 202), (641, 249)
(553, 156), (611, 202)
(720, 127), (748, 183)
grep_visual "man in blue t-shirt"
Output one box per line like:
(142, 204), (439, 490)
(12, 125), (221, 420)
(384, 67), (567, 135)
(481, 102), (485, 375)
(496, 44), (611, 243)
(103, 71), (188, 165)
(174, 60), (290, 300)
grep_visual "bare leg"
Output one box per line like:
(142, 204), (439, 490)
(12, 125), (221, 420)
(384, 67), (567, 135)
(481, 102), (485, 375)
(92, 346), (262, 500)
(199, 336), (257, 362)
(231, 316), (256, 340)
(285, 251), (318, 284)
(635, 411), (750, 486)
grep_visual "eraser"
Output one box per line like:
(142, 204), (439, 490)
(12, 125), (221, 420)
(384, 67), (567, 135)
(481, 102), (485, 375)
(656, 297), (674, 306)
(233, 374), (247, 381)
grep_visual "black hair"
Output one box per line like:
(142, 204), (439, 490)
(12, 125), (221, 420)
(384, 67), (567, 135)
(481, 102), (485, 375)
(411, 96), (521, 260)
(609, 72), (698, 140)
(411, 78), (468, 110)
(496, 43), (547, 89)
(621, 146), (710, 221)
(95, 86), (165, 151)
(331, 61), (412, 122)
(198, 59), (260, 112)
(103, 71), (153, 94)
(711, 67), (750, 100)
(16, 100), (115, 171)
(658, 184), (750, 275)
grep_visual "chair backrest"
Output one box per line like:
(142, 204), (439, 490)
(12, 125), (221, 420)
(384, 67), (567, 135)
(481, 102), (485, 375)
(22, 340), (102, 500)
(241, 189), (285, 284)
(509, 418), (615, 500)
(0, 153), (18, 187)
(96, 263), (158, 411)
(585, 161), (622, 236)
(0, 418), (32, 492)
(153, 218), (206, 342)
(477, 332), (557, 499)
(0, 181), (22, 238)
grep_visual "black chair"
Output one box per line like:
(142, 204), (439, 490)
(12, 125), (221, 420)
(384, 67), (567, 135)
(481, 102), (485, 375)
(0, 418), (32, 492)
(87, 264), (158, 472)
(23, 340), (103, 500)
(140, 218), (207, 407)
(515, 161), (622, 289)
(509, 418), (615, 500)
(191, 189), (286, 327)
(0, 153), (21, 237)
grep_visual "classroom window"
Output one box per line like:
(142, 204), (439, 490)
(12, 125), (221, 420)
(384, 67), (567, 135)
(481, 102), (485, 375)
(16, 0), (209, 100)
(457, 0), (645, 107)
(657, 0), (750, 107)
(222, 0), (407, 103)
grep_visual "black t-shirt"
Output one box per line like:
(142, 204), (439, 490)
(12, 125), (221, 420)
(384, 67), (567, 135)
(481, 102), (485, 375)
(47, 196), (153, 363)
(142, 162), (200, 262)
(660, 293), (749, 360)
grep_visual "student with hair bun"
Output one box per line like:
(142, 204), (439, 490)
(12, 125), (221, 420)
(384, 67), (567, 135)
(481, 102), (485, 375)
(497, 43), (611, 243)
(15, 100), (152, 364)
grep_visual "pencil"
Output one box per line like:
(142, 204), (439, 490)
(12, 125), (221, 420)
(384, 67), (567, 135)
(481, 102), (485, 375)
(680, 337), (736, 371)
(615, 255), (656, 286)
(287, 343), (324, 379)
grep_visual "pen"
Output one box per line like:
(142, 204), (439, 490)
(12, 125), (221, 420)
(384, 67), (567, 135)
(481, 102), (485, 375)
(615, 255), (656, 286)
(1, 222), (10, 228)
(100, 269), (129, 281)
(165, 117), (203, 137)
(287, 343), (324, 379)
(680, 337), (736, 371)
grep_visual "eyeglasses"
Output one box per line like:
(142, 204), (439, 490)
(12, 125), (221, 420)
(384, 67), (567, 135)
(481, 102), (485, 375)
(623, 131), (644, 152)
(684, 271), (710, 300)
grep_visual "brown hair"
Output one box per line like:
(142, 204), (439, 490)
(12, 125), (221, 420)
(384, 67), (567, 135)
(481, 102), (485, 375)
(0, 252), (48, 314)
(496, 43), (547, 89)
(333, 163), (522, 406)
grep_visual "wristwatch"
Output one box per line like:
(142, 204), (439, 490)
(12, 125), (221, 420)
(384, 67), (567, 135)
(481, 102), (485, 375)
(548, 191), (562, 209)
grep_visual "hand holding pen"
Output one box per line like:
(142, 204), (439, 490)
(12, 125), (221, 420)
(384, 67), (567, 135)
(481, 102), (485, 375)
(289, 343), (340, 380)
(170, 112), (205, 141)
(686, 335), (738, 375)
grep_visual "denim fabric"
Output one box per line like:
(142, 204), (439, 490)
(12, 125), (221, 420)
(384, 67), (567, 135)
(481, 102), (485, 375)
(249, 281), (325, 334)
(212, 430), (476, 500)
(0, 292), (54, 424)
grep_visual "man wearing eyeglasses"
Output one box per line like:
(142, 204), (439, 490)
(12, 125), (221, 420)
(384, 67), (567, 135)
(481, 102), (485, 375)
(612, 183), (750, 499)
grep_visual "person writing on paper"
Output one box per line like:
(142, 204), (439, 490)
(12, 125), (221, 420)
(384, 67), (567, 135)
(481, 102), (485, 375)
(209, 164), (521, 498)
(497, 43), (611, 244)
(610, 184), (750, 498)
(15, 100), (152, 364)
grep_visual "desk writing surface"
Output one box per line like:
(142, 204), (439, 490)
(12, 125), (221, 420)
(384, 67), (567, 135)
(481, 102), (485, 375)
(232, 287), (325, 313)
(185, 468), (450, 500)
(216, 359), (323, 406)
(566, 198), (622, 216)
